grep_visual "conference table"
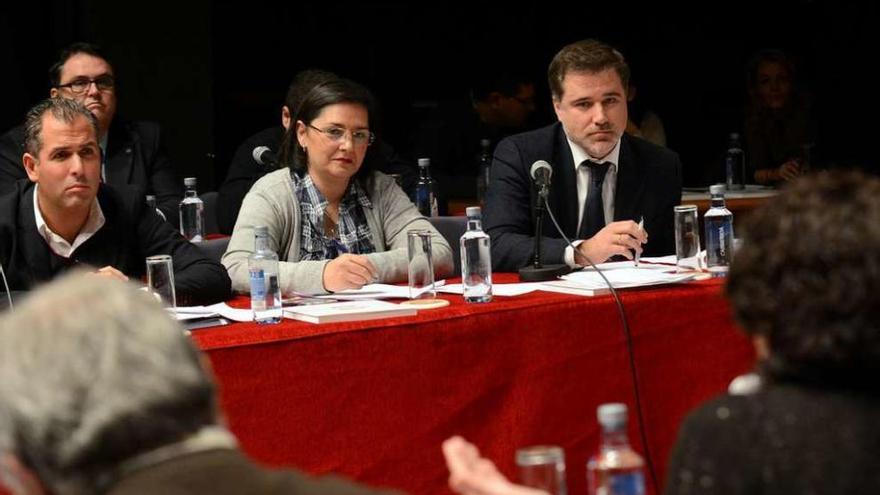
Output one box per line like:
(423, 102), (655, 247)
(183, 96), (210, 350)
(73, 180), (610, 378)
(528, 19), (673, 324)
(193, 273), (754, 495)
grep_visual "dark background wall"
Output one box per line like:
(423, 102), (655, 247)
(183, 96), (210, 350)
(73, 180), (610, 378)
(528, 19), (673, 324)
(2, 2), (877, 189)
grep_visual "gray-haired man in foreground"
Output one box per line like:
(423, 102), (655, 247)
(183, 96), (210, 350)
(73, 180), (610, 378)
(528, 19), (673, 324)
(0, 273), (395, 495)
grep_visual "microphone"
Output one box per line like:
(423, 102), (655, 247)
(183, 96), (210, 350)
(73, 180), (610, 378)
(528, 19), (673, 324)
(530, 160), (552, 196)
(252, 146), (278, 167)
(518, 160), (568, 282)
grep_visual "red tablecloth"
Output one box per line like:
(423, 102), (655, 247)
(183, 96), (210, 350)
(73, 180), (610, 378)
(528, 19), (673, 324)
(193, 274), (753, 495)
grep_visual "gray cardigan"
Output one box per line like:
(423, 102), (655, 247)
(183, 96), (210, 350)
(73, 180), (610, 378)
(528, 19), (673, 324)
(222, 168), (453, 295)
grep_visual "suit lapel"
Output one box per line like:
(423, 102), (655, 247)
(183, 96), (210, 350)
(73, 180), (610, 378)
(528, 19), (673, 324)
(104, 121), (134, 187)
(614, 135), (646, 222)
(550, 126), (579, 237)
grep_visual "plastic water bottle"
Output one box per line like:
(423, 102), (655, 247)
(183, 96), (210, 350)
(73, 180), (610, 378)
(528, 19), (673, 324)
(460, 206), (492, 303)
(179, 177), (205, 242)
(725, 133), (745, 191)
(476, 138), (492, 205)
(415, 158), (439, 217)
(587, 403), (646, 495)
(704, 184), (734, 277)
(249, 226), (282, 324)
(145, 194), (167, 221)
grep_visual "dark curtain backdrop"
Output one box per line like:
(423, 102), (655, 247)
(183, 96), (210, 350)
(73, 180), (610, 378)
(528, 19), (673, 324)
(1, 2), (877, 189)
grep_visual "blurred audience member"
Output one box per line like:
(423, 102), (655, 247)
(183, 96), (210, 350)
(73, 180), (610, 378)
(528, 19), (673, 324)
(625, 79), (667, 147)
(742, 49), (817, 184)
(665, 169), (880, 494)
(0, 273), (396, 495)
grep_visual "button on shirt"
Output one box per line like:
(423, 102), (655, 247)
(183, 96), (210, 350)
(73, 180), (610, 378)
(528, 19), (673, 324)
(564, 136), (622, 267)
(33, 184), (106, 258)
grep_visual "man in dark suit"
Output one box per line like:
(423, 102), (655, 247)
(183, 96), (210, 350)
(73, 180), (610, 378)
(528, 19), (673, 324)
(0, 42), (182, 224)
(484, 39), (681, 272)
(0, 98), (229, 306)
(0, 273), (395, 495)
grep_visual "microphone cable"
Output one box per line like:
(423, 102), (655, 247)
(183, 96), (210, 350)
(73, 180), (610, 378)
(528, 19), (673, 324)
(0, 263), (13, 312)
(541, 195), (658, 494)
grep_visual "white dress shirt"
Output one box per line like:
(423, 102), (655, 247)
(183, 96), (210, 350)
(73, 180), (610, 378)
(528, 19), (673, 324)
(33, 184), (106, 258)
(563, 136), (622, 267)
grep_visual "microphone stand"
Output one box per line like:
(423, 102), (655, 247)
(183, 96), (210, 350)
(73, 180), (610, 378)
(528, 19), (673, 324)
(518, 184), (569, 282)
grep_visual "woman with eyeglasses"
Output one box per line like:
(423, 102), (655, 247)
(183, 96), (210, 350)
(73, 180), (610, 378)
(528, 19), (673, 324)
(222, 78), (453, 294)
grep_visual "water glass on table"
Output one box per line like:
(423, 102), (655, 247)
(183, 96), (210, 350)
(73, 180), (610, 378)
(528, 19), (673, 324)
(516, 445), (568, 495)
(146, 254), (176, 308)
(407, 230), (435, 300)
(674, 205), (702, 272)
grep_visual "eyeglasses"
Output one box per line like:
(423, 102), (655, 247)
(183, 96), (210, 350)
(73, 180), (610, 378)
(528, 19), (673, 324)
(308, 124), (375, 146)
(56, 75), (115, 94)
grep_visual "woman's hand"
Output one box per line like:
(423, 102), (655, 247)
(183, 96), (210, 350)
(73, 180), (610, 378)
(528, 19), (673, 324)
(322, 254), (378, 292)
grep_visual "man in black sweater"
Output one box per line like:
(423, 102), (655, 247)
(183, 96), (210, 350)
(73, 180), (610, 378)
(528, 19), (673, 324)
(0, 98), (229, 306)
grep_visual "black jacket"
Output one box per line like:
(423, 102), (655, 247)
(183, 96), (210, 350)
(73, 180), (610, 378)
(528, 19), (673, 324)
(666, 383), (880, 495)
(483, 123), (682, 271)
(0, 119), (183, 225)
(0, 181), (230, 305)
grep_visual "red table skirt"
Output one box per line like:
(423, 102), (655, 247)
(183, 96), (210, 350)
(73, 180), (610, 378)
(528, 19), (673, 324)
(195, 274), (753, 495)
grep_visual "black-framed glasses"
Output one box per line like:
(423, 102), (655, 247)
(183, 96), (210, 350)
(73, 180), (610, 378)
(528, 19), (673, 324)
(56, 75), (115, 94)
(308, 124), (375, 146)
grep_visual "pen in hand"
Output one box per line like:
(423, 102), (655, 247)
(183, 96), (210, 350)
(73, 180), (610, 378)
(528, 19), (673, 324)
(634, 216), (644, 267)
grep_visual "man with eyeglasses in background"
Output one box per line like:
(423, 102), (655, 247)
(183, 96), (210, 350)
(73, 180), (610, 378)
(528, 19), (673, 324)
(0, 42), (183, 225)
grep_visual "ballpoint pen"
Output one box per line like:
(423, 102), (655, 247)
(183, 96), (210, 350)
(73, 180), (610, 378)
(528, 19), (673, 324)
(635, 216), (644, 267)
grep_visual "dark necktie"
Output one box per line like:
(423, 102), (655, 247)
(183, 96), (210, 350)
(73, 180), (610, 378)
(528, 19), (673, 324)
(578, 161), (610, 239)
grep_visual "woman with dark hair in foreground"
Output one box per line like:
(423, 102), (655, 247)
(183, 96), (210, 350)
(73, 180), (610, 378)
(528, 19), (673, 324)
(443, 170), (880, 495)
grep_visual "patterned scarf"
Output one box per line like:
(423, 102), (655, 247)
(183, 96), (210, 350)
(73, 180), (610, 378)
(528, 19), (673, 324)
(293, 171), (376, 261)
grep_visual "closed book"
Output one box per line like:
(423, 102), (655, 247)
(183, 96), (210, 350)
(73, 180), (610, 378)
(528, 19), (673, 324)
(539, 280), (611, 297)
(283, 299), (417, 324)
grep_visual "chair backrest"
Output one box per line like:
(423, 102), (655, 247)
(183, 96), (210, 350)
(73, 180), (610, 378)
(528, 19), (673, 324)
(201, 191), (220, 235)
(195, 236), (230, 263)
(428, 216), (467, 276)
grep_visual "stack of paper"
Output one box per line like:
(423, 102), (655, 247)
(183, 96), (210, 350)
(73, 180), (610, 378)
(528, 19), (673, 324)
(551, 267), (695, 294)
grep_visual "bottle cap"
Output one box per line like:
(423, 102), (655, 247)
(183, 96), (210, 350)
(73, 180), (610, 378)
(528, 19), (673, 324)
(597, 403), (628, 429)
(709, 184), (726, 196)
(146, 194), (156, 201)
(418, 158), (431, 168)
(184, 177), (197, 187)
(254, 225), (269, 236)
(480, 138), (491, 147)
(465, 206), (482, 218)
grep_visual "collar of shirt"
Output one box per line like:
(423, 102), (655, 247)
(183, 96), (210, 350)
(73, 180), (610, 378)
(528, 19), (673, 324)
(567, 135), (622, 173)
(565, 134), (622, 237)
(33, 184), (106, 258)
(102, 426), (238, 493)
